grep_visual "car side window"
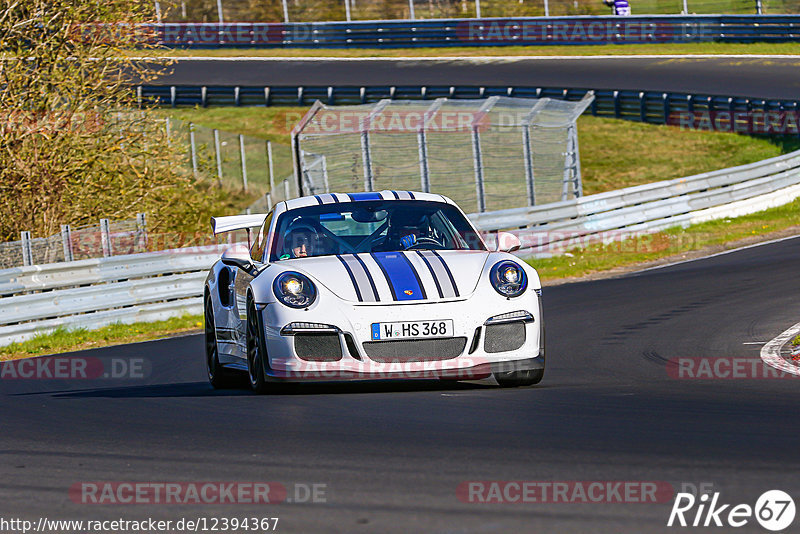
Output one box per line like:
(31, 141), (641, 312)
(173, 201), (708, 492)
(250, 211), (273, 263)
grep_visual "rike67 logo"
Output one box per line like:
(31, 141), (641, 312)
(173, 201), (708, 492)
(668, 490), (795, 531)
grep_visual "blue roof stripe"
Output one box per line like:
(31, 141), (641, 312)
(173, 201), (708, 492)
(346, 192), (383, 202)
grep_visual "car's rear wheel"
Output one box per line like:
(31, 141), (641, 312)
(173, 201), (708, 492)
(205, 297), (236, 389)
(246, 298), (270, 394)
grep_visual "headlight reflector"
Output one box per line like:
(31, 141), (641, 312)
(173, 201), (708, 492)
(490, 261), (527, 298)
(273, 271), (317, 308)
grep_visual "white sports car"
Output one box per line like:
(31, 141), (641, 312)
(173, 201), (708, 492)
(204, 191), (545, 392)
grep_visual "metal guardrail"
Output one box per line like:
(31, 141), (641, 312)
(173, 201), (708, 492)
(152, 16), (800, 48)
(470, 149), (800, 254)
(139, 85), (800, 134)
(0, 248), (225, 346)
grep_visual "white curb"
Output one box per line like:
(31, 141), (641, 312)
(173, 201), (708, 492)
(760, 321), (800, 376)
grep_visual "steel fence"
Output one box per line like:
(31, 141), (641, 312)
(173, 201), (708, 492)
(0, 215), (148, 271)
(162, 118), (295, 199)
(150, 16), (800, 48)
(292, 94), (594, 212)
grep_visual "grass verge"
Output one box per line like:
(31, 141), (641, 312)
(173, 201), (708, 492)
(138, 42), (800, 58)
(793, 335), (800, 347)
(0, 315), (203, 362)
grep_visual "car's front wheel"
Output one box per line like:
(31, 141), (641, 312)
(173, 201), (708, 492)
(494, 367), (544, 388)
(205, 297), (236, 389)
(246, 298), (270, 394)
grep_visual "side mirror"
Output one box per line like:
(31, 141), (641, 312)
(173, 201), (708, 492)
(496, 232), (521, 253)
(221, 246), (255, 272)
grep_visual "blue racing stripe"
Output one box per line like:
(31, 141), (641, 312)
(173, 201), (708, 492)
(371, 252), (425, 301)
(346, 192), (383, 202)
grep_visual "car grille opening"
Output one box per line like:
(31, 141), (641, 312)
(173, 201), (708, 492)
(294, 333), (343, 362)
(343, 332), (362, 361)
(484, 322), (526, 353)
(362, 337), (467, 363)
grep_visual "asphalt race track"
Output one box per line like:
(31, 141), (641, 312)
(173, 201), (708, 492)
(3, 236), (800, 533)
(154, 56), (800, 100)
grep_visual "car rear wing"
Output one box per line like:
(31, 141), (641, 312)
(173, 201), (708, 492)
(211, 214), (268, 235)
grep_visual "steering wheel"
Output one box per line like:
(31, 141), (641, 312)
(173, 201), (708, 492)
(406, 237), (447, 250)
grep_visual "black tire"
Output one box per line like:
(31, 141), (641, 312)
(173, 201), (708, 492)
(246, 298), (270, 394)
(494, 368), (544, 388)
(494, 324), (545, 388)
(205, 296), (236, 389)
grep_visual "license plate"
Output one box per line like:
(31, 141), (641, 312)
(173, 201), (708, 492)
(371, 320), (454, 340)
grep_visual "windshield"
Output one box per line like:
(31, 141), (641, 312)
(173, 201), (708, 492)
(270, 200), (485, 261)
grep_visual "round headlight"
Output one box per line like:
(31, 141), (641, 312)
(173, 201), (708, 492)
(273, 271), (317, 308)
(490, 261), (527, 298)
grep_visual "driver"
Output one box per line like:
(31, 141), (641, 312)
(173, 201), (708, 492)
(384, 211), (427, 251)
(282, 221), (320, 259)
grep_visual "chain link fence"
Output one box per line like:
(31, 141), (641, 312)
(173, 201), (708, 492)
(0, 216), (149, 270)
(293, 94), (593, 214)
(161, 118), (296, 210)
(155, 0), (780, 24)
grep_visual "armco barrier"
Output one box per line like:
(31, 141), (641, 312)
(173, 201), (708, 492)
(0, 248), (225, 346)
(470, 148), (800, 254)
(138, 85), (800, 134)
(151, 16), (800, 48)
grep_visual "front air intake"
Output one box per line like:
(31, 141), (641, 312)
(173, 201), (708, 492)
(484, 322), (526, 353)
(294, 333), (343, 362)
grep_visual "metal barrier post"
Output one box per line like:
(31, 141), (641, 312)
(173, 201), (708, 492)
(418, 130), (430, 193)
(345, 0), (351, 21)
(361, 128), (374, 191)
(100, 219), (113, 257)
(409, 0), (415, 19)
(61, 225), (74, 262)
(136, 213), (148, 251)
(266, 192), (273, 211)
(189, 123), (199, 178)
(522, 126), (536, 206)
(284, 179), (291, 200)
(20, 231), (33, 267)
(544, 0), (550, 16)
(756, 0), (762, 14)
(267, 141), (275, 196)
(522, 99), (547, 207)
(282, 0), (289, 22)
(471, 128), (485, 212)
(213, 128), (223, 186)
(571, 125), (583, 198)
(475, 0), (481, 18)
(165, 117), (171, 147)
(321, 155), (330, 194)
(239, 134), (249, 192)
